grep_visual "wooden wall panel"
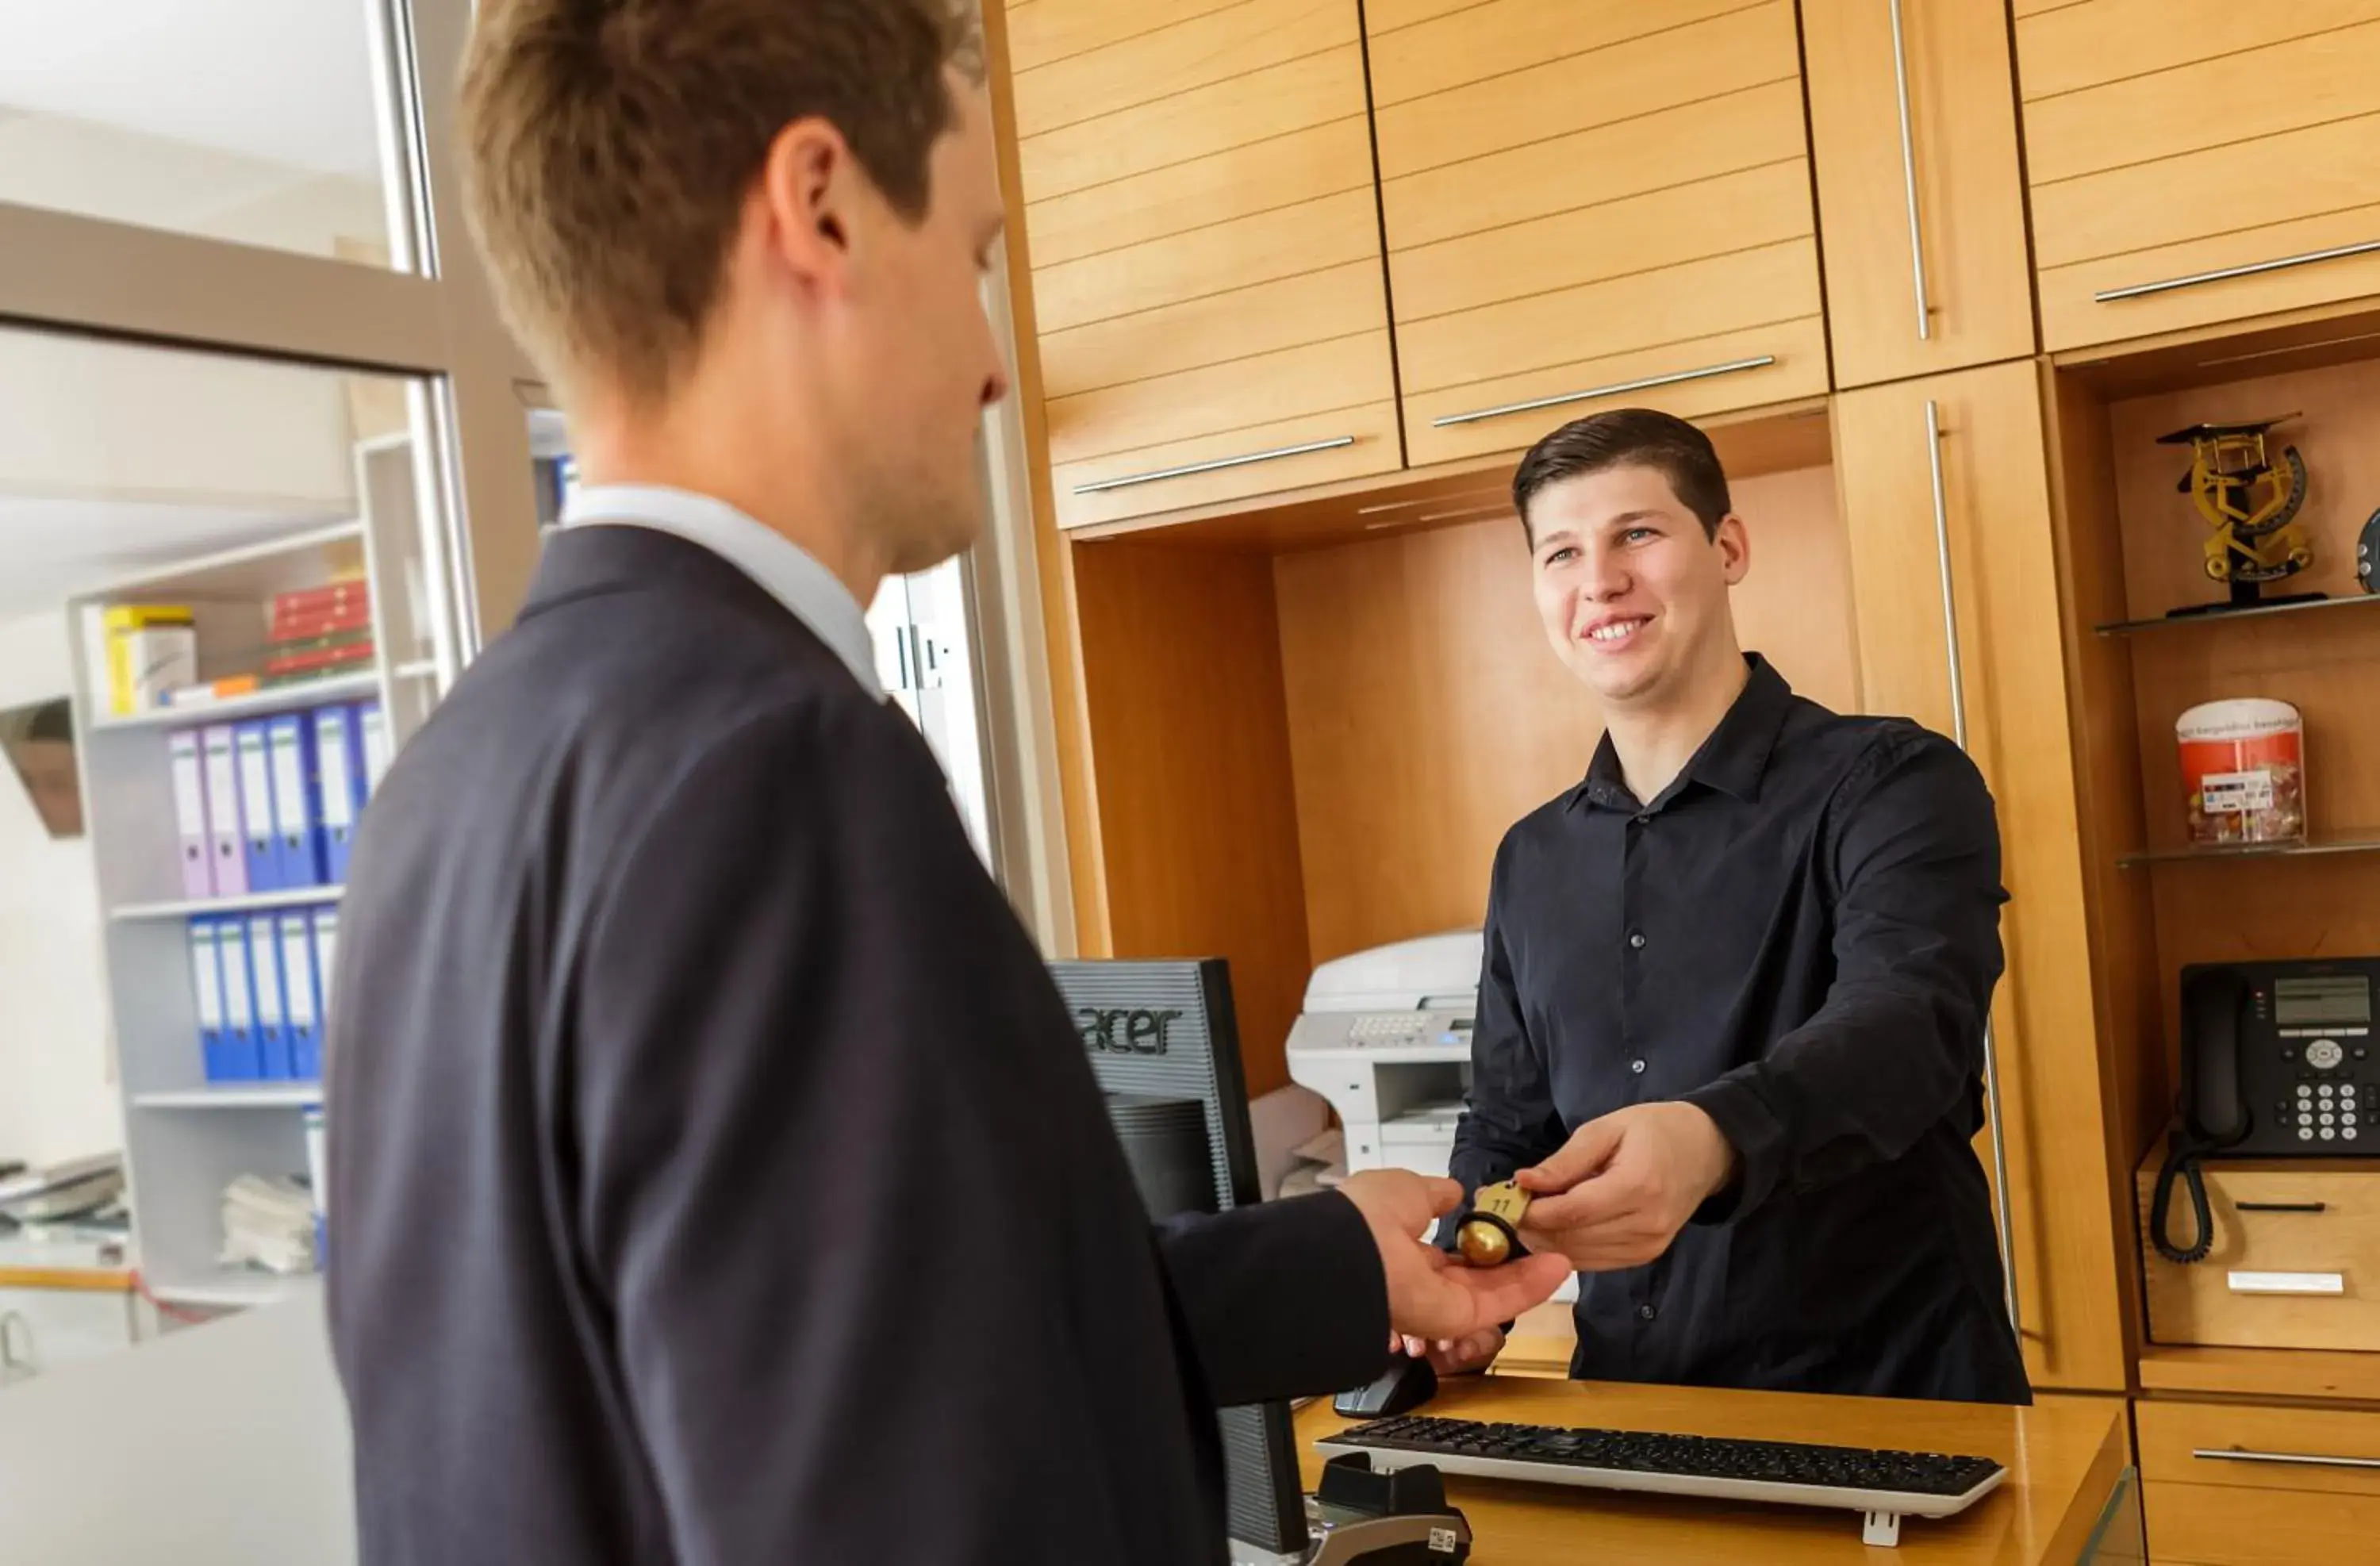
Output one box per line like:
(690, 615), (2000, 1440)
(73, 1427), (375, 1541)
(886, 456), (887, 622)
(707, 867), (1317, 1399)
(2040, 366), (2168, 1192)
(1368, 2), (1798, 178)
(1363, 0), (1755, 109)
(1005, 0), (1398, 527)
(1069, 539), (1313, 1096)
(2014, 0), (2380, 106)
(1273, 465), (1855, 965)
(2017, 2), (2380, 350)
(1833, 363), (2131, 1391)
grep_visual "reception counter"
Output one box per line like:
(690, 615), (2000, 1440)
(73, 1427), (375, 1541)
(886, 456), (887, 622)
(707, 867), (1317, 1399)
(1296, 1376), (2140, 1564)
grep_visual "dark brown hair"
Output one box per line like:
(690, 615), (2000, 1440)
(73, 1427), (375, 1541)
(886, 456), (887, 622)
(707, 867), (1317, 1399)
(459, 0), (981, 405)
(1511, 408), (1732, 543)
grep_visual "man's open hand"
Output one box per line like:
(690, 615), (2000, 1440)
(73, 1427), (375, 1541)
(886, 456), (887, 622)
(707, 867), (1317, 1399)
(1514, 1102), (1737, 1272)
(1338, 1170), (1570, 1341)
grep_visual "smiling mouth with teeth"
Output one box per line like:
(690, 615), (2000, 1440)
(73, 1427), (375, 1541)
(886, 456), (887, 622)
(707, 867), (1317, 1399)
(1586, 617), (1649, 644)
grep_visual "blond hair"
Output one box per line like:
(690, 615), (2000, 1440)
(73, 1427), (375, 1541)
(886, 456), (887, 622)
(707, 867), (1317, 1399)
(459, 0), (978, 404)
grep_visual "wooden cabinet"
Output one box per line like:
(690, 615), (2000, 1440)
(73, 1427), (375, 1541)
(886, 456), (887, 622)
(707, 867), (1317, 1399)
(1365, 0), (1828, 465)
(1802, 0), (2035, 386)
(2140, 1398), (2380, 1565)
(1002, 0), (1399, 528)
(2135, 1160), (2380, 1355)
(2015, 0), (2380, 350)
(1833, 361), (2129, 1391)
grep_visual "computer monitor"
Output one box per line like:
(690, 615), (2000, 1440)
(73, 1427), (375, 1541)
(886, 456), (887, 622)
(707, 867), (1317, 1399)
(1046, 957), (1308, 1563)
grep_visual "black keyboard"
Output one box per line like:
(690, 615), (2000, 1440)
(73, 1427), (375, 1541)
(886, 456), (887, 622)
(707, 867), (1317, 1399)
(1315, 1414), (2006, 1545)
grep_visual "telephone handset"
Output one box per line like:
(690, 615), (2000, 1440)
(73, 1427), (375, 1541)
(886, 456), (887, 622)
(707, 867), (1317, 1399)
(2151, 959), (2380, 1264)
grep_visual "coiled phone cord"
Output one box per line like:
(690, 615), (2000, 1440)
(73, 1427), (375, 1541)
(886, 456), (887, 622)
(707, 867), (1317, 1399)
(2148, 1136), (2215, 1265)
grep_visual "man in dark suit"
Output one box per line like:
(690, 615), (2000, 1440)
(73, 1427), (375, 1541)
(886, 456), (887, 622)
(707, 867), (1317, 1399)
(324, 4), (1568, 1563)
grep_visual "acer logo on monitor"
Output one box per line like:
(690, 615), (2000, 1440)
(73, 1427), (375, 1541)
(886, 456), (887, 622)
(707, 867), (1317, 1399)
(1077, 1006), (1182, 1057)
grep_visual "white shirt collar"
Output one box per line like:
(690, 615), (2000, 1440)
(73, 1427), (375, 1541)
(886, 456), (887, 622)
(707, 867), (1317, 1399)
(560, 484), (883, 700)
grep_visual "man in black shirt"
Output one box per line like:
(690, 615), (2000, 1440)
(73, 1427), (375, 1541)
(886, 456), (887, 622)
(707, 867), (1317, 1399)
(1418, 409), (2029, 1404)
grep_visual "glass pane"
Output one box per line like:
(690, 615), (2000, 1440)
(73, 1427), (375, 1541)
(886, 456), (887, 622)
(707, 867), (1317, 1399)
(0, 2), (417, 268)
(0, 321), (466, 1300)
(868, 563), (995, 868)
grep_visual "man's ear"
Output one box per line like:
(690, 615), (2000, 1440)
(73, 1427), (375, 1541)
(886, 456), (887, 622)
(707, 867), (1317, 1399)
(754, 117), (858, 294)
(1715, 513), (1751, 584)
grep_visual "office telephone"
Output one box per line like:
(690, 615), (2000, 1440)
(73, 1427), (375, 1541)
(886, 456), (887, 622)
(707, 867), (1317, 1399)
(2151, 958), (2380, 1263)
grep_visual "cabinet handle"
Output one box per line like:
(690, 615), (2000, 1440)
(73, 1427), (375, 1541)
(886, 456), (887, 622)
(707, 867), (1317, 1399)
(2194, 1446), (2380, 1472)
(2227, 1270), (2345, 1295)
(1926, 397), (2021, 1344)
(2094, 240), (2380, 303)
(1430, 355), (1775, 429)
(1069, 435), (1356, 495)
(1889, 0), (1932, 341)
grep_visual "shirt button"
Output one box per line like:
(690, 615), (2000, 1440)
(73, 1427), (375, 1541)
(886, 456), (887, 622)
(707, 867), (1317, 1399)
(1630, 1058), (1647, 1075)
(1628, 931), (1647, 950)
(1637, 1303), (1657, 1322)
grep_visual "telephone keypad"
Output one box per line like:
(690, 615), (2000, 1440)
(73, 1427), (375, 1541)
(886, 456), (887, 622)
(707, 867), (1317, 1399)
(2282, 1062), (2374, 1143)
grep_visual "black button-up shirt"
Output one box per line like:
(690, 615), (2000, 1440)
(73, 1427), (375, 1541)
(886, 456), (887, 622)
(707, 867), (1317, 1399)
(1452, 656), (2030, 1403)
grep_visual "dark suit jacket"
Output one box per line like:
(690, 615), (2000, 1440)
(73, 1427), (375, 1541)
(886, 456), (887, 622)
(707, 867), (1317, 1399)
(325, 524), (1390, 1564)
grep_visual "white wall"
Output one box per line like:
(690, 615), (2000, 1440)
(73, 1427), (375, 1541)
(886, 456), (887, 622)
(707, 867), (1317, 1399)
(0, 608), (122, 1165)
(0, 110), (386, 267)
(0, 113), (381, 514)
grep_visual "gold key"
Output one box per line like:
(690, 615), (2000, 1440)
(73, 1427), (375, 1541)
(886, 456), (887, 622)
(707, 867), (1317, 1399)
(1456, 1180), (1531, 1267)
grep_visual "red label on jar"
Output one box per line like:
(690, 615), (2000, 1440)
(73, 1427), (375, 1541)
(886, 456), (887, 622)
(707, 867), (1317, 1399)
(2178, 727), (2304, 845)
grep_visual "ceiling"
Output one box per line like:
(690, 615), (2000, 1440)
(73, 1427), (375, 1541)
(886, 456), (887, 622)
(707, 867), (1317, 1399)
(0, 0), (386, 179)
(0, 0), (387, 621)
(0, 496), (339, 623)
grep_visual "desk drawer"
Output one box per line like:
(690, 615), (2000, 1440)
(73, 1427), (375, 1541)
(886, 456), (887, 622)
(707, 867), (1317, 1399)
(2136, 1161), (2380, 1353)
(2141, 1399), (2380, 1565)
(2144, 1478), (2380, 1566)
(2140, 1399), (2380, 1497)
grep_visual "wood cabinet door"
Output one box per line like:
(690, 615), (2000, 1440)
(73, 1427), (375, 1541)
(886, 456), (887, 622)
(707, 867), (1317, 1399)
(1802, 0), (2036, 386)
(1366, 0), (1828, 466)
(1002, 0), (1400, 528)
(2016, 0), (2380, 350)
(1833, 360), (2129, 1391)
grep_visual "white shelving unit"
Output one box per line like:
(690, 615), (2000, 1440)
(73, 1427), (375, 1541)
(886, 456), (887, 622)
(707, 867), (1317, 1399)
(133, 1086), (328, 1111)
(112, 887), (346, 924)
(89, 669), (380, 732)
(66, 438), (451, 1310)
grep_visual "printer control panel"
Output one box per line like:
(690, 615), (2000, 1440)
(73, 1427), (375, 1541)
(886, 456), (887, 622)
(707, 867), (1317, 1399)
(1296, 1009), (1474, 1056)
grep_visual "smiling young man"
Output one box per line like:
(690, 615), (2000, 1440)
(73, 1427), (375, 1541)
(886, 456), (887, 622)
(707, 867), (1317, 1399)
(1411, 409), (2030, 1404)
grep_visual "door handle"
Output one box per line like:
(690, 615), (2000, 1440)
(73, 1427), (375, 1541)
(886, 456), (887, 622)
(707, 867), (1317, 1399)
(2094, 240), (2380, 304)
(2195, 1445), (2380, 1472)
(1430, 355), (1775, 429)
(1926, 397), (2021, 1343)
(1071, 435), (1355, 495)
(1888, 0), (1932, 340)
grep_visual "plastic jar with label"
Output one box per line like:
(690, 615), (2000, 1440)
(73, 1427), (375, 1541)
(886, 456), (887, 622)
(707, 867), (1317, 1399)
(2176, 697), (2305, 846)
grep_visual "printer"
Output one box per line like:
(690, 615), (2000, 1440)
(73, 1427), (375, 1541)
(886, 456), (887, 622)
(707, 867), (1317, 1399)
(1288, 931), (1578, 1303)
(1286, 931), (1482, 1180)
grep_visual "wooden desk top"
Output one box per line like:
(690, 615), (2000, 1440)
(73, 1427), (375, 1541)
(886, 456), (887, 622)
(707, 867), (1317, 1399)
(1296, 1376), (2129, 1564)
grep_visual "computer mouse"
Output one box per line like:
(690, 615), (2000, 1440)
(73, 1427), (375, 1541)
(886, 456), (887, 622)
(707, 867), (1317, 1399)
(1332, 1352), (1438, 1419)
